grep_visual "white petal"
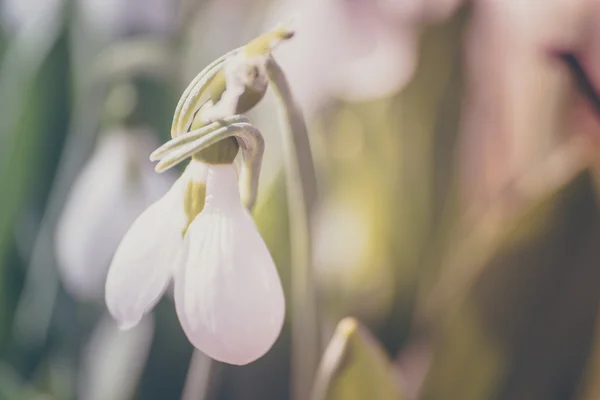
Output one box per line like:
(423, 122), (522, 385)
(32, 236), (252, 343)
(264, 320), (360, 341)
(105, 175), (186, 329)
(175, 164), (285, 365)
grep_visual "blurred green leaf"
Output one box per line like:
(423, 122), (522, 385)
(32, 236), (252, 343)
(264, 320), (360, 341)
(0, 25), (69, 351)
(576, 310), (600, 400)
(421, 172), (600, 400)
(0, 361), (50, 400)
(312, 317), (404, 400)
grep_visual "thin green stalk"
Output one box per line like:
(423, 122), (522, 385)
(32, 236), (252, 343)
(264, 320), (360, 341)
(266, 57), (319, 400)
(181, 351), (218, 400)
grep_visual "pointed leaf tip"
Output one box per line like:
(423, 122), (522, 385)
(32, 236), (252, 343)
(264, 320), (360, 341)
(312, 317), (405, 400)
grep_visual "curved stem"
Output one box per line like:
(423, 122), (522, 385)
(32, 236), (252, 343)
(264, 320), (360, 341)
(266, 57), (320, 400)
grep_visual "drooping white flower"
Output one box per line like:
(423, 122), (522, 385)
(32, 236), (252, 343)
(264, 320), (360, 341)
(175, 164), (285, 365)
(106, 28), (288, 364)
(56, 129), (174, 301)
(105, 160), (207, 329)
(106, 161), (285, 364)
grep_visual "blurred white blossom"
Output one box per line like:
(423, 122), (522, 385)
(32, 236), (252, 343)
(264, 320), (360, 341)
(269, 0), (465, 114)
(78, 0), (178, 37)
(270, 0), (415, 113)
(56, 129), (175, 301)
(1, 0), (63, 33)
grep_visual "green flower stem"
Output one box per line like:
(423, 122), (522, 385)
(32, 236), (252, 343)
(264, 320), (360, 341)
(266, 57), (320, 400)
(181, 351), (219, 400)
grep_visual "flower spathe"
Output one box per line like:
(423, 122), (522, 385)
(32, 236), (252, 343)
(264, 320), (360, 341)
(105, 161), (285, 365)
(175, 164), (285, 365)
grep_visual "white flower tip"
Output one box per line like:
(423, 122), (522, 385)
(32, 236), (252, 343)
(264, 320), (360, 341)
(105, 284), (147, 332)
(179, 259), (285, 364)
(184, 287), (285, 365)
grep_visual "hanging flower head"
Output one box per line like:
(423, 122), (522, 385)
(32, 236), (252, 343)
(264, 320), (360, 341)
(105, 27), (293, 365)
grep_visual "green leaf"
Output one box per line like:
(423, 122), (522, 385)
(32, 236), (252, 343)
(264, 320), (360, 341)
(312, 318), (404, 400)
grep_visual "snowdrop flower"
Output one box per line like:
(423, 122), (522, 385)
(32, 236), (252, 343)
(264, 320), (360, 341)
(106, 157), (284, 364)
(56, 129), (174, 301)
(106, 28), (290, 364)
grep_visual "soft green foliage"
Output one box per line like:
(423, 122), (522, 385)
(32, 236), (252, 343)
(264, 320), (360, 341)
(312, 318), (404, 400)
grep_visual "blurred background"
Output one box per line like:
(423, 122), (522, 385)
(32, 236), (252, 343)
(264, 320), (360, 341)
(1, 0), (600, 399)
